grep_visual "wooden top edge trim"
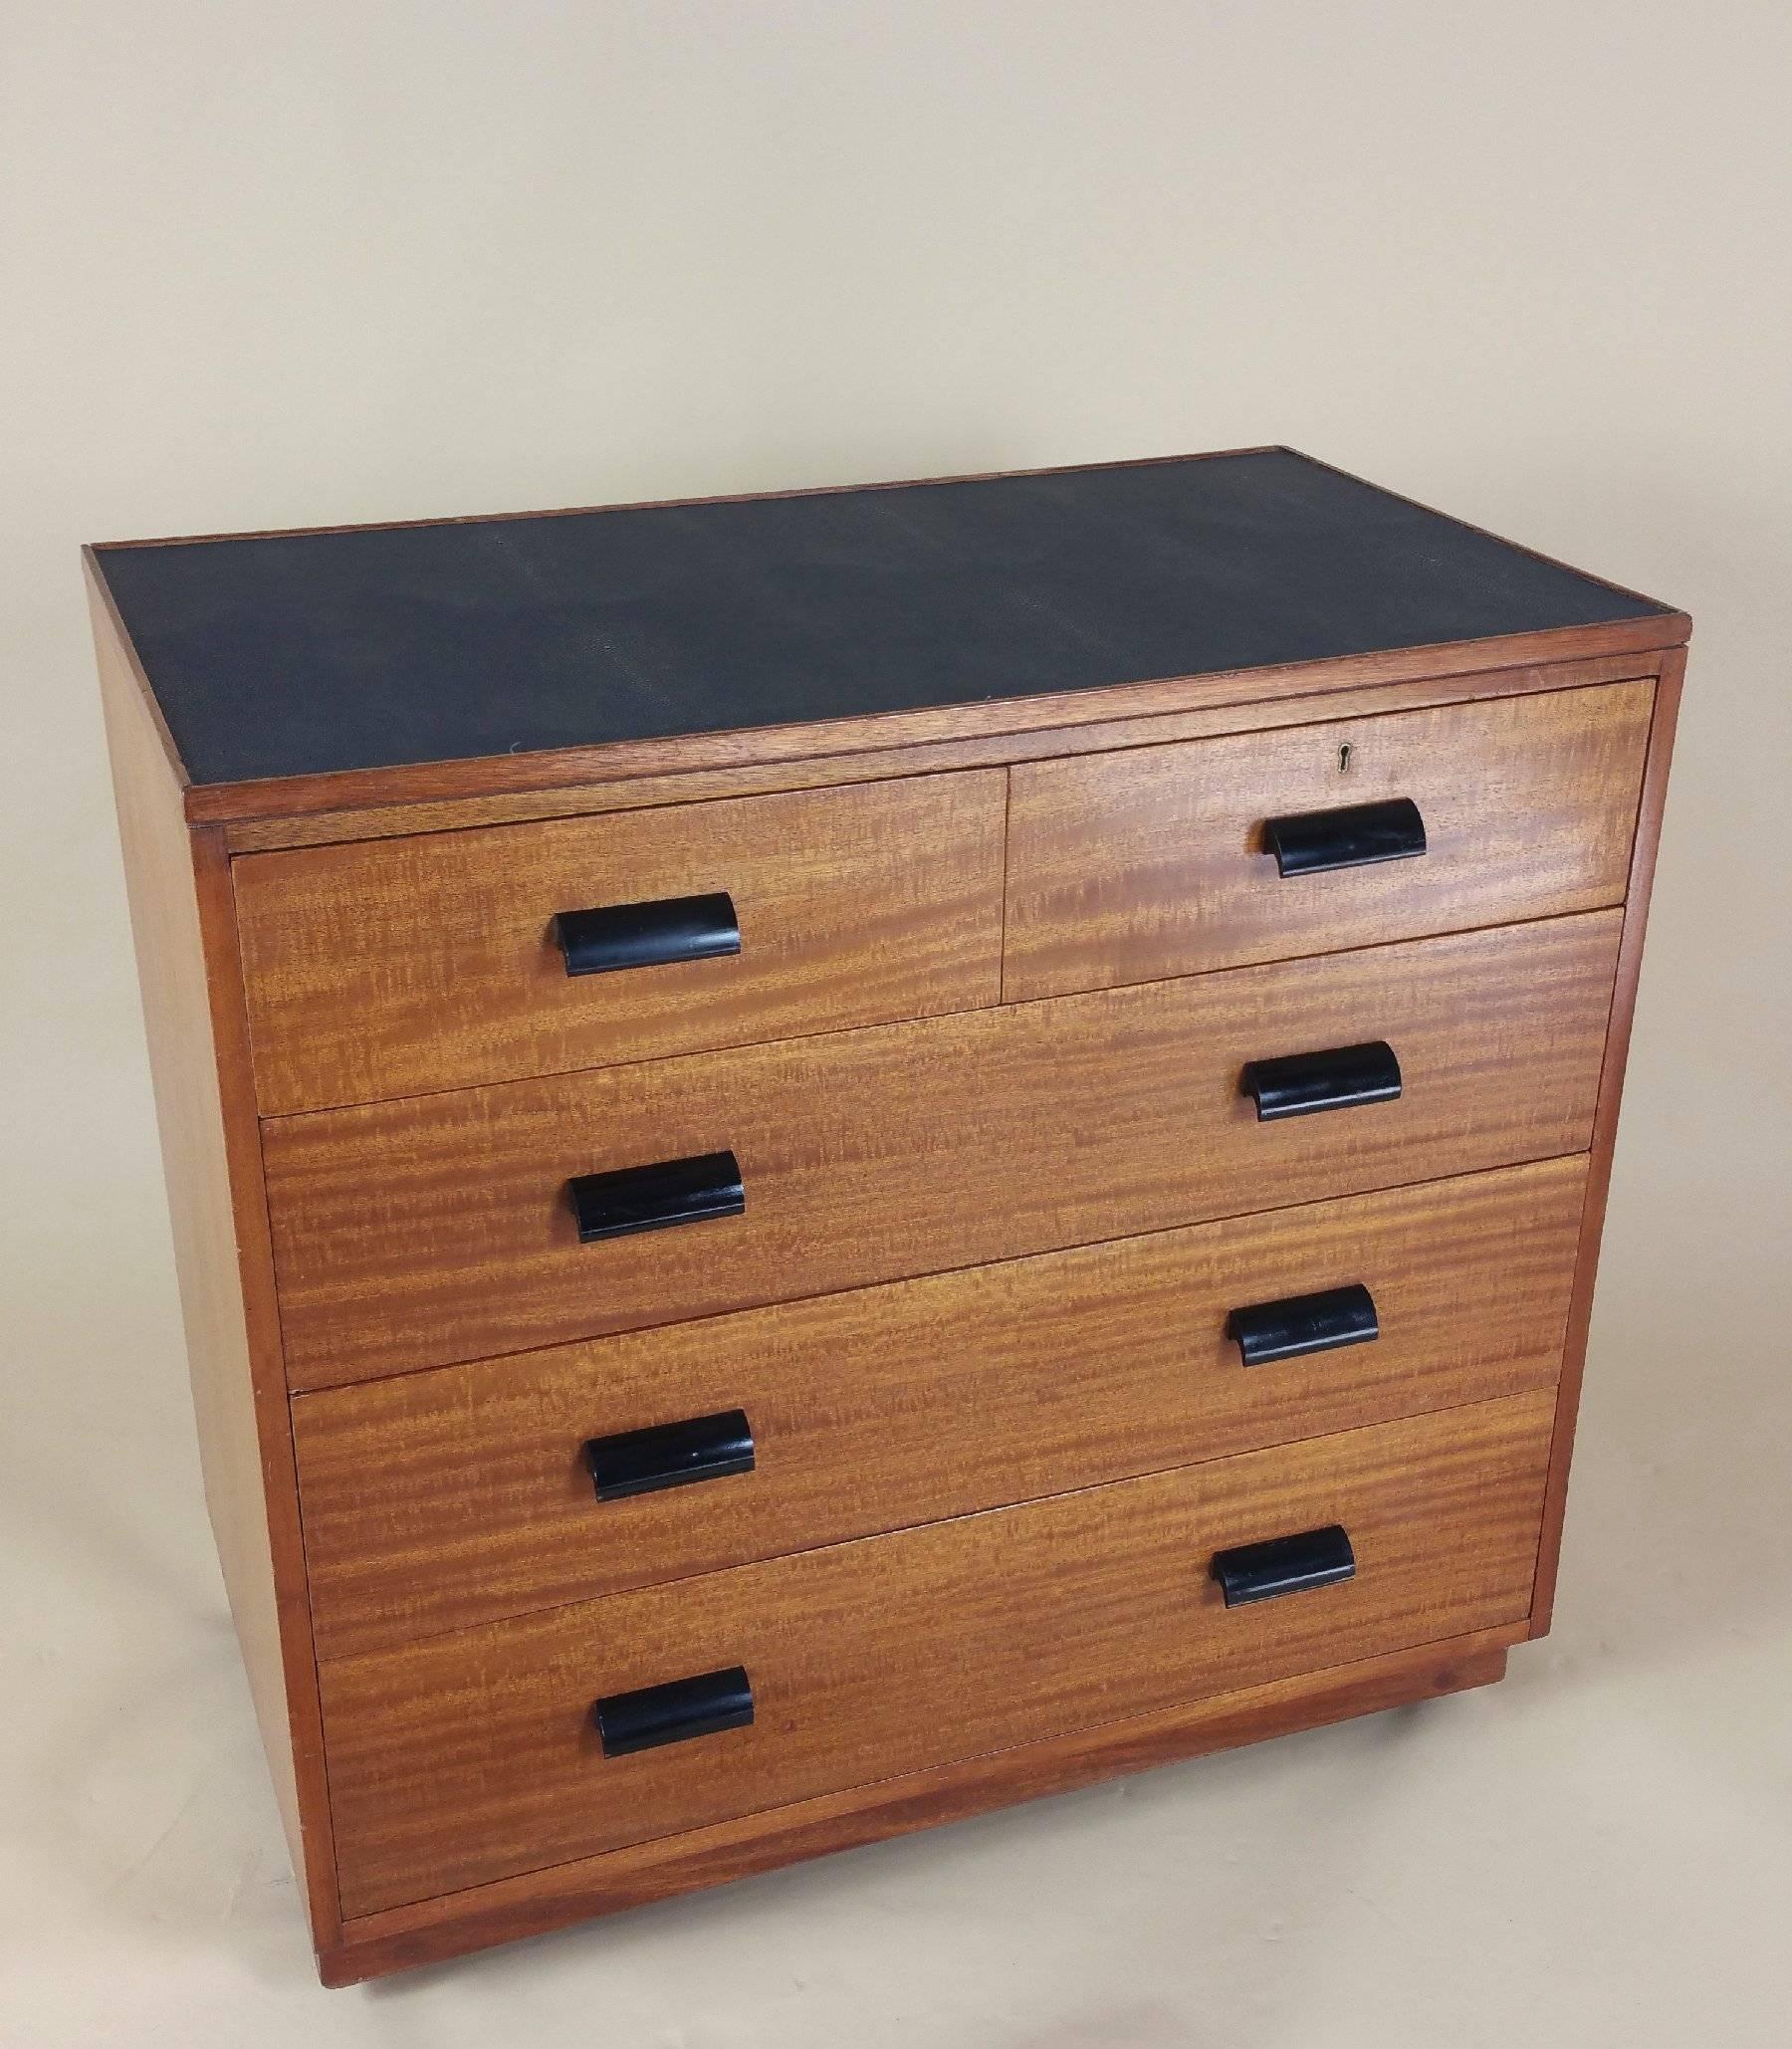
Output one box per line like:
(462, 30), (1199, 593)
(82, 548), (191, 793)
(220, 651), (1665, 852)
(181, 614), (1691, 825)
(88, 445), (1293, 554)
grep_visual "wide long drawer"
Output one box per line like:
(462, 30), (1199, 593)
(321, 1389), (1556, 1916)
(234, 770), (1008, 1115)
(266, 912), (1619, 1387)
(1004, 679), (1652, 999)
(295, 1157), (1586, 1656)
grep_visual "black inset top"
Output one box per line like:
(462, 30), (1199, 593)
(93, 448), (1674, 789)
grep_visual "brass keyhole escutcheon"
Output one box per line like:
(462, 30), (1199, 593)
(1338, 742), (1353, 775)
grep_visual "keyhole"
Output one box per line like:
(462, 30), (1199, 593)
(1338, 743), (1353, 775)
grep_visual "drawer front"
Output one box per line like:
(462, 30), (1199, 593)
(266, 911), (1620, 1387)
(1005, 680), (1653, 1000)
(234, 772), (1007, 1115)
(321, 1389), (1556, 1915)
(296, 1157), (1587, 1656)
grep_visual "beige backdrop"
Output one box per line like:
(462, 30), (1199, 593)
(3, 4), (1788, 2044)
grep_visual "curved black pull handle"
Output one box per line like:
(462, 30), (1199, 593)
(1213, 1524), (1356, 1607)
(1262, 797), (1426, 877)
(1228, 1283), (1379, 1366)
(1240, 1040), (1401, 1121)
(585, 1409), (756, 1500)
(569, 1149), (745, 1243)
(557, 891), (740, 978)
(593, 1666), (754, 1756)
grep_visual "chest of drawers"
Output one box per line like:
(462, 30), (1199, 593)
(87, 448), (1686, 1983)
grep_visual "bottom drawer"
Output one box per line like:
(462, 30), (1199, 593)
(323, 1388), (1555, 1916)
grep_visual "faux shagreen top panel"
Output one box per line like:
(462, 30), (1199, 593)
(93, 449), (1672, 788)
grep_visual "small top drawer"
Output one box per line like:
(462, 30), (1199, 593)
(1004, 680), (1653, 1000)
(233, 771), (1008, 1115)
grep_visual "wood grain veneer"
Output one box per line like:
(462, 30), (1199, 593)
(88, 574), (340, 1954)
(323, 1626), (1518, 1983)
(1529, 646), (1686, 1635)
(265, 911), (1621, 1387)
(87, 450), (1686, 1983)
(1005, 678), (1653, 999)
(235, 771), (1006, 1115)
(321, 1390), (1556, 1916)
(295, 1156), (1586, 1656)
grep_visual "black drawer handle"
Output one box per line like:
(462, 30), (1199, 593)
(593, 1666), (754, 1757)
(557, 891), (741, 978)
(1262, 797), (1426, 877)
(584, 1409), (755, 1500)
(569, 1150), (745, 1244)
(1240, 1040), (1402, 1121)
(1227, 1283), (1379, 1367)
(1213, 1524), (1356, 1607)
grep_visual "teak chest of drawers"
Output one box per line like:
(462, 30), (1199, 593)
(87, 448), (1687, 1984)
